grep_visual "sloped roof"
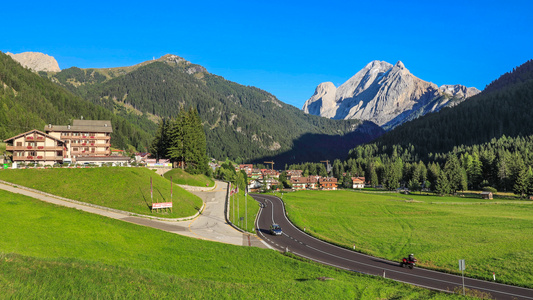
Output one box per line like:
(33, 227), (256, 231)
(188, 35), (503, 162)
(3, 129), (64, 144)
(45, 119), (113, 133)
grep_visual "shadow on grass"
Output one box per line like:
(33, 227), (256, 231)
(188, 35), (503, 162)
(139, 187), (151, 212)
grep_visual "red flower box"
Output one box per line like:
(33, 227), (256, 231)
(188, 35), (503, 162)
(37, 146), (44, 149)
(82, 143), (87, 146)
(37, 156), (43, 159)
(27, 146), (33, 149)
(90, 136), (95, 138)
(27, 156), (33, 159)
(90, 143), (94, 146)
(27, 136), (34, 140)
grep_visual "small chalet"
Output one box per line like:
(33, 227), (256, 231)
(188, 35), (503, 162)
(3, 129), (66, 166)
(481, 191), (493, 199)
(319, 177), (338, 190)
(351, 177), (366, 189)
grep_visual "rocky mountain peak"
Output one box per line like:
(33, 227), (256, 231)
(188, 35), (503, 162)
(7, 51), (60, 72)
(394, 60), (405, 69)
(302, 60), (480, 130)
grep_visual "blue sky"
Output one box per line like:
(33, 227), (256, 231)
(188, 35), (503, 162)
(2, 0), (532, 108)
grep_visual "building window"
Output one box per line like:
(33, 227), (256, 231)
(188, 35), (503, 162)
(73, 147), (78, 152)
(16, 142), (22, 146)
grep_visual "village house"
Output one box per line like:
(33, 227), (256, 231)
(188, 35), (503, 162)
(307, 175), (320, 190)
(238, 164), (254, 176)
(3, 129), (66, 166)
(247, 179), (262, 192)
(290, 177), (308, 190)
(351, 177), (366, 189)
(319, 177), (338, 190)
(250, 168), (263, 180)
(285, 169), (303, 180)
(261, 168), (280, 179)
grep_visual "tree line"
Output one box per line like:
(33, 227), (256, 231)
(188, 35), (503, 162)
(345, 134), (533, 196)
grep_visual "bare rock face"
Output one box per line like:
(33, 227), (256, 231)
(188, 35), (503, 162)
(7, 52), (60, 72)
(302, 82), (337, 117)
(302, 60), (480, 130)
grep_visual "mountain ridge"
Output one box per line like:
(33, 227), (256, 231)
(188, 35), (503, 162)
(43, 54), (383, 164)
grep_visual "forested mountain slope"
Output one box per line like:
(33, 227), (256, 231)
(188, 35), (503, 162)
(48, 54), (383, 164)
(369, 59), (533, 157)
(0, 52), (151, 150)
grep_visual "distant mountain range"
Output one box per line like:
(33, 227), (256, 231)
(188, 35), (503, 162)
(302, 60), (480, 130)
(2, 52), (382, 165)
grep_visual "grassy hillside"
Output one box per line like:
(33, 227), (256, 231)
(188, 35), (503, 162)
(0, 167), (202, 218)
(0, 190), (462, 299)
(282, 190), (533, 288)
(163, 168), (214, 187)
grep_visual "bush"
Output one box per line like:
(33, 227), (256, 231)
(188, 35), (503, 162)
(483, 186), (497, 193)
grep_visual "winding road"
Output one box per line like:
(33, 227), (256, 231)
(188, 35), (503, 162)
(252, 194), (533, 300)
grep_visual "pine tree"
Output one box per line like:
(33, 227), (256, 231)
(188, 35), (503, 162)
(435, 171), (451, 195)
(513, 166), (529, 198)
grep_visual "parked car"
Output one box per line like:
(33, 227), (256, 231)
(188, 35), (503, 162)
(270, 224), (282, 236)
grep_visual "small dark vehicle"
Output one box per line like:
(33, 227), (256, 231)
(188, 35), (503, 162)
(270, 224), (282, 236)
(400, 254), (417, 269)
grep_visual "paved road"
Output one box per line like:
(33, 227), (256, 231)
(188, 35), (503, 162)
(253, 194), (533, 300)
(0, 180), (267, 248)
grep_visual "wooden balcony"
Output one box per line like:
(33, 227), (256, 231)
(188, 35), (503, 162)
(70, 143), (111, 147)
(6, 145), (63, 151)
(61, 135), (110, 140)
(24, 136), (45, 142)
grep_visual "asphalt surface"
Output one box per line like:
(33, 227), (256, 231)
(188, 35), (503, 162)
(252, 194), (533, 300)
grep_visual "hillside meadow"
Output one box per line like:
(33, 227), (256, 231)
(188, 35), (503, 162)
(281, 190), (533, 288)
(0, 167), (202, 218)
(0, 190), (465, 299)
(163, 167), (214, 187)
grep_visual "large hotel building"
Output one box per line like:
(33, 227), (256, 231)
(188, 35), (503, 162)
(4, 119), (113, 165)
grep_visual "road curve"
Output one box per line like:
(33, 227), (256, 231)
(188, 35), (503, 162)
(252, 194), (533, 300)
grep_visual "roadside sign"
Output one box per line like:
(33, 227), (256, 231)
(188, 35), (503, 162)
(459, 259), (465, 271)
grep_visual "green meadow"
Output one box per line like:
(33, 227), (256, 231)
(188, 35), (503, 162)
(282, 190), (533, 288)
(0, 167), (203, 218)
(163, 167), (215, 187)
(228, 190), (260, 233)
(0, 190), (465, 299)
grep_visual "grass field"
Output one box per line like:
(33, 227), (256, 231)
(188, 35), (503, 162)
(163, 168), (215, 187)
(228, 189), (260, 233)
(0, 190), (465, 299)
(0, 167), (203, 218)
(281, 190), (533, 288)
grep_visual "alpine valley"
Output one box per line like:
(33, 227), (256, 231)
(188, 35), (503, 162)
(302, 60), (480, 130)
